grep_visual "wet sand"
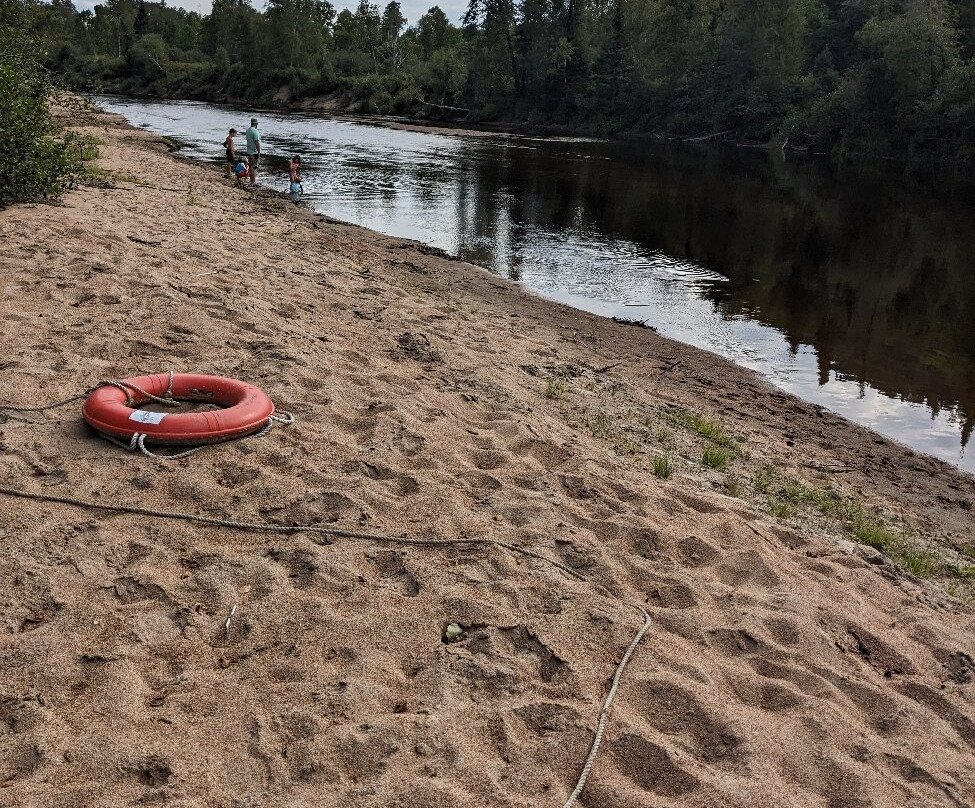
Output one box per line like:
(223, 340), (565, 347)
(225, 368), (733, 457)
(0, 108), (973, 808)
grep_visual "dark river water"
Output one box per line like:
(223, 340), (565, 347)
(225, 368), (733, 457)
(97, 96), (975, 474)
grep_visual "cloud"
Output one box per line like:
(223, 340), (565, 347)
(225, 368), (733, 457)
(71, 0), (467, 23)
(334, 0), (468, 21)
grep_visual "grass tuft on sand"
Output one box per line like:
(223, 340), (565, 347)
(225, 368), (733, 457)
(653, 455), (672, 479)
(702, 446), (730, 470)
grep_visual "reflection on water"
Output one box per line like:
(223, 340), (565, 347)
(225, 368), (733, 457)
(97, 96), (975, 473)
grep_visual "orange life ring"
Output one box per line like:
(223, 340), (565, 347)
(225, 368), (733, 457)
(82, 373), (276, 446)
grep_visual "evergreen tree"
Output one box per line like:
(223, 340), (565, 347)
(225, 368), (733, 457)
(26, 0), (975, 163)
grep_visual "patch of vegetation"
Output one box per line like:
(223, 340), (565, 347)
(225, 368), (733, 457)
(768, 497), (797, 519)
(846, 510), (900, 551)
(753, 465), (776, 494)
(894, 544), (940, 578)
(588, 410), (612, 439)
(687, 414), (738, 450)
(653, 455), (672, 480)
(0, 0), (82, 209)
(724, 476), (742, 497)
(74, 133), (102, 162)
(702, 447), (730, 470)
(544, 378), (566, 399)
(613, 438), (639, 456)
(114, 172), (151, 185)
(755, 466), (948, 582)
(83, 164), (151, 187)
(82, 163), (113, 178)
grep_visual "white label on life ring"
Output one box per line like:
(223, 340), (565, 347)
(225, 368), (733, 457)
(129, 410), (168, 424)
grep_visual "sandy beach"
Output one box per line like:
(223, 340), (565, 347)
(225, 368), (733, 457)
(0, 107), (973, 808)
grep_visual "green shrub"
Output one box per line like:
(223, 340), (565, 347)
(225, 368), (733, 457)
(847, 512), (897, 550)
(0, 1), (80, 208)
(894, 544), (939, 578)
(687, 414), (737, 449)
(768, 498), (797, 519)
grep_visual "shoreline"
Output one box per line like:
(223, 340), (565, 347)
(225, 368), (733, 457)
(90, 89), (816, 152)
(100, 93), (975, 474)
(1, 106), (973, 807)
(94, 89), (969, 171)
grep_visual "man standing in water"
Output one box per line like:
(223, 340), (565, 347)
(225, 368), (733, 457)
(245, 117), (261, 187)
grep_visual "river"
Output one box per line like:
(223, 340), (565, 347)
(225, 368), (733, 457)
(96, 96), (975, 474)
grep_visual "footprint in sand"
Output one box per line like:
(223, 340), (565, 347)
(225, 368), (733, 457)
(110, 576), (172, 606)
(123, 755), (173, 787)
(611, 733), (700, 797)
(472, 450), (507, 471)
(676, 535), (720, 567)
(369, 550), (420, 597)
(513, 701), (583, 736)
(635, 678), (747, 766)
(264, 547), (319, 589)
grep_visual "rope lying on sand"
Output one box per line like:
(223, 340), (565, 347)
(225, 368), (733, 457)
(0, 372), (181, 413)
(0, 390), (92, 413)
(0, 487), (584, 580)
(98, 411), (296, 460)
(562, 606), (652, 808)
(0, 486), (649, 804)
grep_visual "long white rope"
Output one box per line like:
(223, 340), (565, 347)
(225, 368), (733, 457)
(562, 607), (652, 808)
(0, 487), (584, 580)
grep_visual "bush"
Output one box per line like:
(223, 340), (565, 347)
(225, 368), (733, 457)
(392, 83), (423, 113)
(0, 1), (80, 208)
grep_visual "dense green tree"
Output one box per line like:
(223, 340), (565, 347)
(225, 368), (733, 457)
(26, 0), (975, 163)
(0, 0), (81, 208)
(264, 0), (335, 84)
(416, 5), (449, 58)
(379, 1), (406, 67)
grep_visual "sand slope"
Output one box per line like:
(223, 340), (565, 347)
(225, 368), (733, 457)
(0, 110), (973, 808)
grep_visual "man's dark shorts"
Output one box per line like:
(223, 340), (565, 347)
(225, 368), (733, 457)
(248, 154), (260, 167)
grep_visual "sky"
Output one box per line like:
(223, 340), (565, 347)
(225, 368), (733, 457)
(71, 0), (467, 24)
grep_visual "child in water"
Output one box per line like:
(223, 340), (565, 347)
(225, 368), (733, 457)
(223, 128), (238, 178)
(289, 155), (303, 203)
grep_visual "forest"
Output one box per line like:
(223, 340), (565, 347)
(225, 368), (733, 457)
(14, 0), (975, 161)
